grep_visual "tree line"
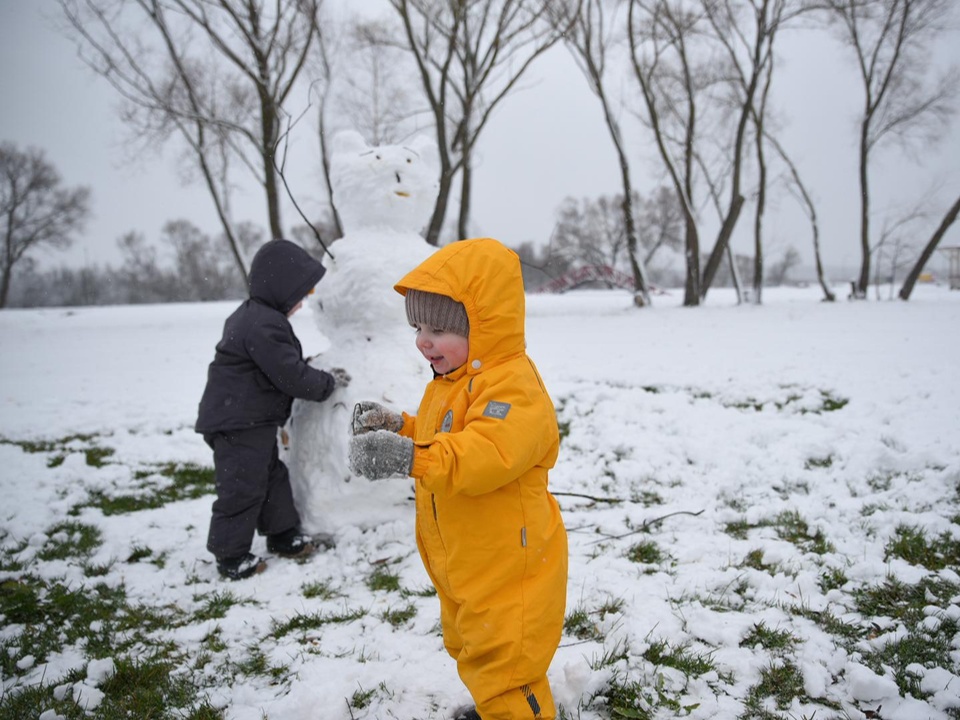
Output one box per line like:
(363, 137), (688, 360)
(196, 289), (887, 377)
(3, 0), (959, 309)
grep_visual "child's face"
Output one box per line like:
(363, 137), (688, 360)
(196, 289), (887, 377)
(414, 325), (469, 375)
(287, 289), (314, 318)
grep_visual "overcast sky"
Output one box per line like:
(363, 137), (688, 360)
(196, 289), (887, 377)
(2, 0), (959, 279)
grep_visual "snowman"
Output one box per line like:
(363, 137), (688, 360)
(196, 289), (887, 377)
(285, 130), (438, 534)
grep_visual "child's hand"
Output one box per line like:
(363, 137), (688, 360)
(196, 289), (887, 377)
(348, 431), (413, 480)
(351, 401), (403, 435)
(328, 368), (351, 388)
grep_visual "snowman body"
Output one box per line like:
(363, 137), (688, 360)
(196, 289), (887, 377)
(286, 131), (437, 533)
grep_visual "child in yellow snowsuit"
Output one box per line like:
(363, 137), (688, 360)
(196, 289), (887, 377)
(349, 238), (568, 720)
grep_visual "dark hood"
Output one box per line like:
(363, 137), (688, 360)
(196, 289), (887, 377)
(248, 239), (325, 314)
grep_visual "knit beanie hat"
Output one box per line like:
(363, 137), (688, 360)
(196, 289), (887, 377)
(405, 289), (470, 337)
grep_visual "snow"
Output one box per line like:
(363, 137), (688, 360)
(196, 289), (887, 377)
(1, 283), (959, 719)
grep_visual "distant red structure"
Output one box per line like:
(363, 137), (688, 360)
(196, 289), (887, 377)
(533, 265), (635, 294)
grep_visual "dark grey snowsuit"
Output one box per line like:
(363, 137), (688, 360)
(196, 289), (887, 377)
(196, 239), (336, 560)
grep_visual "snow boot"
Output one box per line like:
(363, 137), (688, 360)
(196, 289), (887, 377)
(451, 706), (480, 720)
(217, 553), (267, 580)
(266, 528), (316, 558)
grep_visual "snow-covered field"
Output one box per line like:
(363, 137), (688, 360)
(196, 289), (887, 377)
(2, 285), (959, 720)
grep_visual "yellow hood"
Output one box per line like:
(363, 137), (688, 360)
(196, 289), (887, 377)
(395, 238), (525, 374)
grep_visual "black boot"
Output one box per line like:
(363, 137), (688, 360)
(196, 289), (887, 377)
(217, 552), (267, 580)
(266, 527), (316, 558)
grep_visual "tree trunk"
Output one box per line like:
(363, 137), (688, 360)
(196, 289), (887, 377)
(899, 193), (960, 300)
(458, 145), (472, 241)
(854, 120), (871, 299)
(727, 243), (744, 304)
(683, 216), (700, 307)
(426, 162), (455, 247)
(0, 261), (11, 309)
(700, 194), (745, 298)
(753, 118), (767, 304)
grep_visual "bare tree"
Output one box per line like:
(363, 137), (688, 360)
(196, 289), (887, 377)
(627, 0), (713, 306)
(552, 195), (632, 276)
(551, 189), (683, 283)
(819, 0), (957, 299)
(638, 186), (685, 265)
(339, 21), (420, 148)
(386, 0), (577, 245)
(554, 0), (652, 306)
(162, 219), (249, 300)
(898, 194), (960, 299)
(58, 0), (328, 280)
(766, 244), (801, 284)
(697, 0), (802, 302)
(0, 143), (91, 309)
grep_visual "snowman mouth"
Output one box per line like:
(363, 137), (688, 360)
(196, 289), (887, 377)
(395, 191), (410, 198)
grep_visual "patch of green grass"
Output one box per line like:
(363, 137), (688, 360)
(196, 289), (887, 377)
(740, 548), (778, 574)
(381, 603), (417, 627)
(804, 455), (834, 469)
(743, 660), (806, 716)
(630, 489), (664, 506)
(80, 463), (215, 515)
(126, 544), (153, 563)
(740, 622), (797, 655)
(565, 605), (601, 641)
(192, 590), (239, 622)
(366, 565), (401, 593)
(234, 645), (288, 682)
(789, 604), (862, 642)
(0, 433), (116, 470)
(724, 518), (753, 540)
(84, 445), (115, 467)
(626, 540), (663, 565)
(0, 575), (175, 682)
(37, 521), (102, 561)
(643, 639), (715, 676)
(350, 684), (378, 710)
(849, 575), (960, 701)
(884, 524), (960, 571)
(818, 566), (849, 593)
(594, 670), (652, 720)
(725, 511), (833, 555)
(773, 510), (834, 555)
(96, 657), (224, 718)
(401, 584), (437, 598)
(301, 579), (342, 600)
(565, 597), (624, 642)
(818, 391), (849, 412)
(272, 608), (366, 638)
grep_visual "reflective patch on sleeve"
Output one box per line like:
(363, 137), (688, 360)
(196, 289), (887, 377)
(482, 400), (511, 419)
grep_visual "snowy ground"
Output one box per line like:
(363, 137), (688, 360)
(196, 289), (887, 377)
(1, 284), (959, 720)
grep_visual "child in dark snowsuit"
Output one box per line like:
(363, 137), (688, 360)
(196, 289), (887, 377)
(196, 239), (349, 580)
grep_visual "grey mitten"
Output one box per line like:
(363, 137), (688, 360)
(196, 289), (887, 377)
(351, 401), (404, 435)
(328, 367), (351, 388)
(348, 430), (414, 480)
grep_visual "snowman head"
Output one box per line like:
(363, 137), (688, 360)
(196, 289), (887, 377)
(331, 130), (439, 236)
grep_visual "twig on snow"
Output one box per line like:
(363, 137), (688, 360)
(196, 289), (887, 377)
(553, 491), (624, 504)
(588, 509), (705, 544)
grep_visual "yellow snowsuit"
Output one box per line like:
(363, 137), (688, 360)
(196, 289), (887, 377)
(395, 238), (568, 720)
